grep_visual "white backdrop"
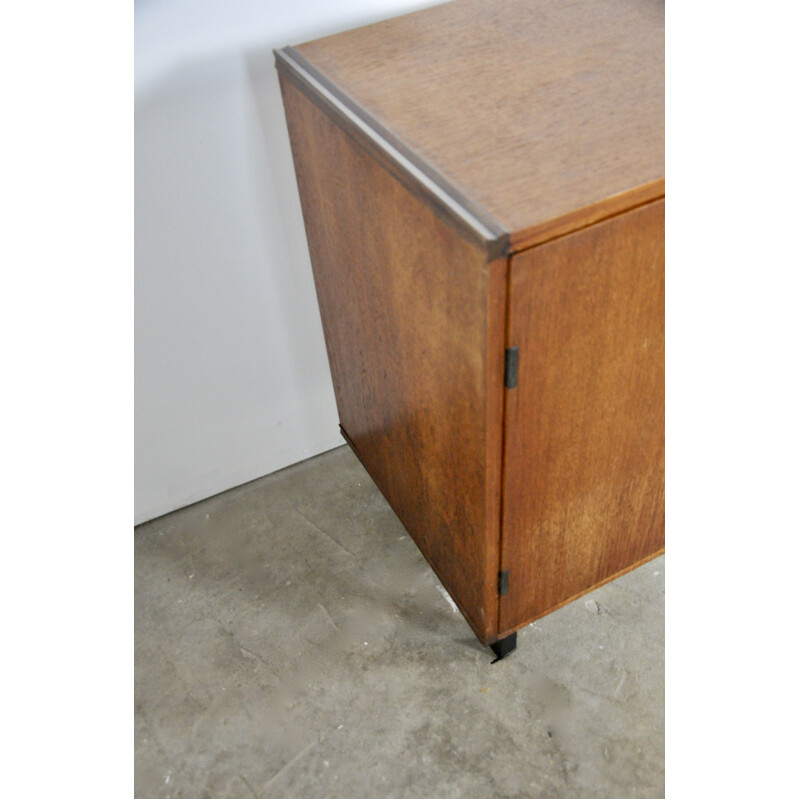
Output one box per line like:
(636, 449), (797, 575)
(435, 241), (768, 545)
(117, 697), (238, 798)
(135, 0), (445, 524)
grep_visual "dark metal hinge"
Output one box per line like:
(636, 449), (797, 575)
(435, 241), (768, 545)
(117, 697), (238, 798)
(504, 347), (519, 389)
(498, 570), (510, 596)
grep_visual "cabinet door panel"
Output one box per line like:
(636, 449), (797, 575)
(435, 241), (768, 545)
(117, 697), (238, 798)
(499, 200), (665, 635)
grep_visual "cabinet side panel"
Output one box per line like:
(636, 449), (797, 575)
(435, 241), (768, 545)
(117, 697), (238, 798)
(279, 76), (504, 642)
(499, 199), (664, 635)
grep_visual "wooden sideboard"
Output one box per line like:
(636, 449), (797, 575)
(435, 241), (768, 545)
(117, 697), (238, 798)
(275, 0), (664, 659)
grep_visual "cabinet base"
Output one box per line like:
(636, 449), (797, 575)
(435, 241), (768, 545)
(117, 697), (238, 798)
(490, 632), (517, 662)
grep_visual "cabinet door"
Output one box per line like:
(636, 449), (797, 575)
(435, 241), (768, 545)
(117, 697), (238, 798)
(499, 200), (665, 635)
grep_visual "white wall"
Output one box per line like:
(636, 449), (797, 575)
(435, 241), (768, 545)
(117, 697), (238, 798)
(135, 0), (446, 524)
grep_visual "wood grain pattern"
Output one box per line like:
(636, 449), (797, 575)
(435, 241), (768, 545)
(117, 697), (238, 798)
(296, 0), (664, 252)
(498, 199), (665, 636)
(279, 76), (508, 643)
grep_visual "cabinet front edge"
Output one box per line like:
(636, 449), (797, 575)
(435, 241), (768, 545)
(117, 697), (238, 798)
(508, 181), (666, 254)
(275, 46), (510, 261)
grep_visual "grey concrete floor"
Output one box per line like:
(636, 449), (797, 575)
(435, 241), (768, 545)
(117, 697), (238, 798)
(135, 446), (664, 799)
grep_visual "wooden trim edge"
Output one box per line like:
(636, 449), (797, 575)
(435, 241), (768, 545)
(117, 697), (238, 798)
(275, 46), (510, 261)
(509, 179), (666, 253)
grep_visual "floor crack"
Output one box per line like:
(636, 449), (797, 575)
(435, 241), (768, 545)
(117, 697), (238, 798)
(239, 772), (257, 798)
(295, 509), (356, 559)
(317, 602), (341, 631)
(260, 741), (317, 793)
(207, 614), (278, 677)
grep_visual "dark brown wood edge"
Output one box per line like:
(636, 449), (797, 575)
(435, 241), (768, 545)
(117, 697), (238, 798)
(484, 255), (510, 645)
(494, 248), (516, 635)
(275, 46), (510, 262)
(510, 180), (666, 253)
(495, 548), (665, 640)
(338, 424), (499, 645)
(508, 192), (666, 273)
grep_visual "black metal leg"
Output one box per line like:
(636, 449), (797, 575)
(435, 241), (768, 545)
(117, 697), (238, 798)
(490, 631), (517, 662)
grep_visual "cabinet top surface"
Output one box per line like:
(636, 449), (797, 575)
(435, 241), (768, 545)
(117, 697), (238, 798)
(289, 0), (664, 251)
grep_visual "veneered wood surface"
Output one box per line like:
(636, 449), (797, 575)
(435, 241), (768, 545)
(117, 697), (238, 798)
(279, 76), (507, 643)
(499, 199), (665, 635)
(296, 0), (664, 251)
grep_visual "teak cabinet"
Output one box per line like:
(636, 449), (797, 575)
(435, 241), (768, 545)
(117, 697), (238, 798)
(276, 0), (664, 658)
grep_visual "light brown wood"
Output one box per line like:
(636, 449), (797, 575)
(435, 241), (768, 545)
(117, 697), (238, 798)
(279, 76), (508, 643)
(498, 199), (665, 636)
(275, 0), (664, 653)
(295, 0), (664, 252)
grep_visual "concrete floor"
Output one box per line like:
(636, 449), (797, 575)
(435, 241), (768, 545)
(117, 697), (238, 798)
(135, 446), (664, 799)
